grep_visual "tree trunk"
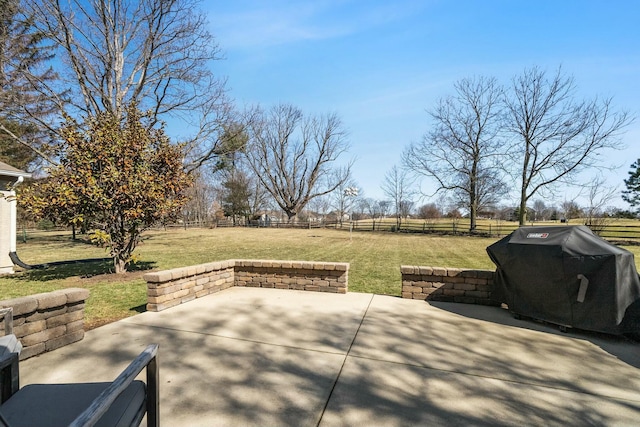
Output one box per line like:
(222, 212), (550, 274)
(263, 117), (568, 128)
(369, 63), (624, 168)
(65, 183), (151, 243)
(114, 257), (127, 274)
(518, 141), (531, 226)
(469, 194), (478, 232)
(518, 188), (528, 225)
(470, 160), (478, 232)
(470, 203), (477, 232)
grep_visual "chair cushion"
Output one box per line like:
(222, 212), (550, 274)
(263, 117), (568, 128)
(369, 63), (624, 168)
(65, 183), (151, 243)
(0, 381), (146, 427)
(0, 336), (21, 357)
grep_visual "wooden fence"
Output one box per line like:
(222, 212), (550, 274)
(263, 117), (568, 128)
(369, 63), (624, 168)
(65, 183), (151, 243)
(196, 218), (640, 241)
(336, 220), (640, 241)
(23, 218), (640, 242)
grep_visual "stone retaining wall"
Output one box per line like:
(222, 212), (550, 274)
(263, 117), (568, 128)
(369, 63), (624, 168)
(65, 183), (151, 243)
(0, 288), (90, 360)
(401, 266), (499, 306)
(144, 259), (349, 312)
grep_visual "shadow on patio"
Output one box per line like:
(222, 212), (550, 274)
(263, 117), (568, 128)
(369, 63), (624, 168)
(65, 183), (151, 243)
(18, 288), (640, 426)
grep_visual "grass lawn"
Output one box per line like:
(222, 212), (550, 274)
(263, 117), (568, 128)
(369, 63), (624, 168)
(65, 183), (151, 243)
(2, 227), (640, 329)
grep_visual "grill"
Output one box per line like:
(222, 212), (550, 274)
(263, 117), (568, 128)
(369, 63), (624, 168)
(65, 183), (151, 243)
(486, 225), (640, 334)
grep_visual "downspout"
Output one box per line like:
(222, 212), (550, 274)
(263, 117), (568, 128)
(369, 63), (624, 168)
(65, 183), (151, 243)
(8, 176), (24, 255)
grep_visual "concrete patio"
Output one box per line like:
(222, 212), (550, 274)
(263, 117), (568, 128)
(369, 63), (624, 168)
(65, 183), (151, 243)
(18, 287), (640, 426)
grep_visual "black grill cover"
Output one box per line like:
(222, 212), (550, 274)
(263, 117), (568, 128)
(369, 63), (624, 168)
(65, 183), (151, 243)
(486, 225), (640, 334)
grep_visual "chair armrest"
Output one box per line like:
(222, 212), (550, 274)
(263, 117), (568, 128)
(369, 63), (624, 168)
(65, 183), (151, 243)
(0, 352), (19, 404)
(0, 309), (13, 336)
(69, 344), (159, 427)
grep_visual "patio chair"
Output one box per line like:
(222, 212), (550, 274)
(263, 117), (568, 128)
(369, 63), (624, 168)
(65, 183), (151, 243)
(0, 343), (159, 427)
(0, 309), (21, 357)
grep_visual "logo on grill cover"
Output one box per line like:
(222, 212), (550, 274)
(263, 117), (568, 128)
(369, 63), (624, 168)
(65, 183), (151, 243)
(526, 233), (549, 238)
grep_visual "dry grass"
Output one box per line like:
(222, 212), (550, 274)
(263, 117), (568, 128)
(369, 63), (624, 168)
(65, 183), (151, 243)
(2, 226), (640, 328)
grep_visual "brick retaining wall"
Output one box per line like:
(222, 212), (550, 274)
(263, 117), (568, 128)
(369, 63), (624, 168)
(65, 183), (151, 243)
(0, 288), (90, 360)
(401, 266), (499, 306)
(144, 259), (349, 312)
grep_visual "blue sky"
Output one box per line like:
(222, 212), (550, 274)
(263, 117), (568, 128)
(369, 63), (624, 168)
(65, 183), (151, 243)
(203, 0), (640, 208)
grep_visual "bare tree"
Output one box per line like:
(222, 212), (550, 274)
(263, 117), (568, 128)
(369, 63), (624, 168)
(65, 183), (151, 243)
(354, 198), (368, 221)
(307, 194), (330, 224)
(182, 170), (216, 227)
(398, 199), (415, 221)
(417, 202), (441, 220)
(532, 199), (548, 222)
(378, 200), (391, 226)
(22, 0), (231, 167)
(404, 76), (507, 232)
(331, 179), (360, 225)
(247, 172), (270, 220)
(381, 165), (415, 231)
(244, 103), (352, 222)
(504, 66), (632, 225)
(560, 199), (582, 222)
(584, 175), (618, 234)
(357, 197), (378, 230)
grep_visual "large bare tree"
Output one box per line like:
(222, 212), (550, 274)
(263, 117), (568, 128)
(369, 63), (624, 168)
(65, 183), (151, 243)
(21, 0), (231, 167)
(245, 103), (352, 222)
(504, 66), (632, 225)
(403, 76), (506, 232)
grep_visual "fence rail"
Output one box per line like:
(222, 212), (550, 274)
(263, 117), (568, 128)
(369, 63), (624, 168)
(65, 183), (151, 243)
(337, 220), (640, 241)
(22, 218), (640, 242)
(140, 219), (640, 241)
